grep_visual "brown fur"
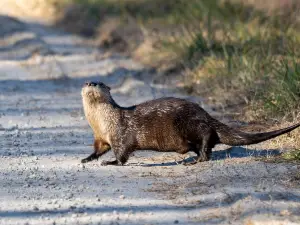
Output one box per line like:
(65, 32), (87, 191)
(81, 81), (300, 166)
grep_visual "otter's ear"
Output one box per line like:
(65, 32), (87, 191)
(98, 82), (111, 91)
(104, 84), (111, 91)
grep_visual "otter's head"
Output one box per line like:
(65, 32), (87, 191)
(81, 81), (112, 103)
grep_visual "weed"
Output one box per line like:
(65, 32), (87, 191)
(282, 149), (300, 161)
(53, 0), (300, 122)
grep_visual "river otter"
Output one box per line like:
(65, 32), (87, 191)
(81, 81), (300, 166)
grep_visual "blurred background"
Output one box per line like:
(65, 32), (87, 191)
(1, 0), (300, 151)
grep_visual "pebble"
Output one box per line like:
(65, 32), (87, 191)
(66, 193), (74, 199)
(75, 208), (85, 214)
(119, 195), (125, 199)
(79, 164), (85, 169)
(292, 165), (298, 170)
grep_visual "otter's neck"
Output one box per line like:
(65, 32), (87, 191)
(82, 96), (121, 143)
(83, 97), (121, 122)
(107, 96), (121, 109)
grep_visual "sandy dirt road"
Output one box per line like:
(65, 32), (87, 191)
(0, 12), (300, 225)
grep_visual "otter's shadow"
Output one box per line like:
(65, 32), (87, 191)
(135, 147), (280, 167)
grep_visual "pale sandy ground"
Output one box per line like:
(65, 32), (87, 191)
(0, 5), (300, 225)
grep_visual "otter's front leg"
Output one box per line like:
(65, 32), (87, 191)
(81, 152), (99, 163)
(81, 139), (111, 163)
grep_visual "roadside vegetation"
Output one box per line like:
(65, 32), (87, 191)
(51, 0), (300, 155)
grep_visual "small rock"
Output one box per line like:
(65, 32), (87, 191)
(66, 193), (74, 199)
(23, 184), (30, 188)
(174, 220), (179, 224)
(49, 182), (56, 186)
(280, 210), (291, 216)
(119, 195), (125, 199)
(69, 206), (76, 210)
(75, 208), (85, 214)
(33, 206), (39, 211)
(79, 164), (85, 169)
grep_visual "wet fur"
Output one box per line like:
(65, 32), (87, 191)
(81, 82), (300, 166)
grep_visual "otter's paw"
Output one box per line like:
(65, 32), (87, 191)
(182, 161), (198, 166)
(81, 158), (89, 164)
(101, 160), (119, 166)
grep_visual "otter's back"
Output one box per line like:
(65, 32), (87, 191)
(129, 97), (211, 151)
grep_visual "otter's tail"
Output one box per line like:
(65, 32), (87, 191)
(213, 121), (300, 146)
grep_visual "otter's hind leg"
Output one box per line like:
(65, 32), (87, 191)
(184, 126), (215, 165)
(183, 144), (212, 166)
(101, 145), (132, 166)
(196, 129), (214, 162)
(81, 139), (111, 163)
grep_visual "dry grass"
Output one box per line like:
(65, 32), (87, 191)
(52, 0), (300, 116)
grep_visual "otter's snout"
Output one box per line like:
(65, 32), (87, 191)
(85, 82), (97, 87)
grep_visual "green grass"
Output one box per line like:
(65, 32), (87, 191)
(261, 58), (300, 117)
(156, 0), (300, 120)
(54, 0), (300, 120)
(282, 149), (300, 161)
